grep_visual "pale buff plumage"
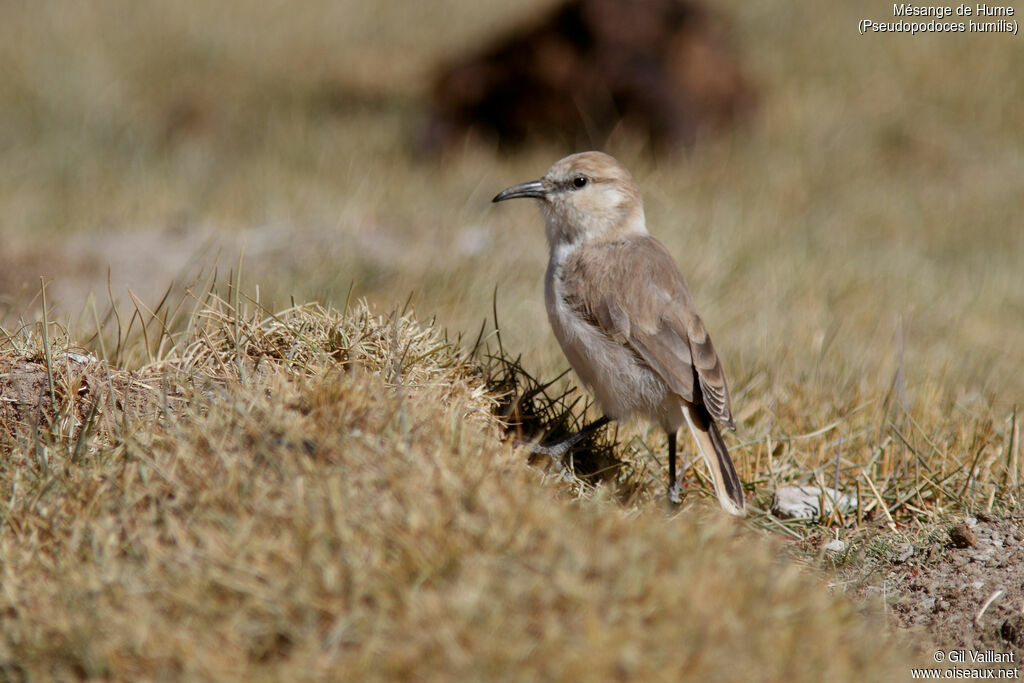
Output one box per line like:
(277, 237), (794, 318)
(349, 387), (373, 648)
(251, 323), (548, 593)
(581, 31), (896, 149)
(493, 151), (744, 515)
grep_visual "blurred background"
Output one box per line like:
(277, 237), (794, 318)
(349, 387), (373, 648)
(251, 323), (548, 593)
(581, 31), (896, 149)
(0, 0), (1021, 409)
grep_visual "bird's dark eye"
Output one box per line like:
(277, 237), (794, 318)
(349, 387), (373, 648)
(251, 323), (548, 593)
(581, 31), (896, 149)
(572, 176), (588, 189)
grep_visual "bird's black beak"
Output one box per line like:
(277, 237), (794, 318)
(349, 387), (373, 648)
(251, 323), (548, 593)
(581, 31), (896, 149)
(492, 180), (545, 203)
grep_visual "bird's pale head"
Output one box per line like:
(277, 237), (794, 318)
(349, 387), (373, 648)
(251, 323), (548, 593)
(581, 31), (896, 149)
(493, 151), (647, 249)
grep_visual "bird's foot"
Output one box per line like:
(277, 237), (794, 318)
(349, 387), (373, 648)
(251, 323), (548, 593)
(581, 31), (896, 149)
(668, 480), (684, 506)
(517, 437), (573, 459)
(515, 437), (575, 480)
(513, 415), (612, 481)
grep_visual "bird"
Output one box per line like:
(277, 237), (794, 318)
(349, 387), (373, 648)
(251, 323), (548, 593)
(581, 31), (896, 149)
(492, 151), (745, 515)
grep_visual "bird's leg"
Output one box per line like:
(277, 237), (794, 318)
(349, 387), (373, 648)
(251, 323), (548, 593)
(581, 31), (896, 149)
(520, 415), (612, 477)
(667, 431), (683, 505)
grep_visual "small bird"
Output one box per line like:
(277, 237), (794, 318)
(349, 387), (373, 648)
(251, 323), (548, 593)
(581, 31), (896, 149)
(493, 151), (745, 515)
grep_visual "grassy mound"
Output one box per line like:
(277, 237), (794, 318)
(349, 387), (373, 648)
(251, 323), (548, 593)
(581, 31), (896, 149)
(0, 294), (911, 680)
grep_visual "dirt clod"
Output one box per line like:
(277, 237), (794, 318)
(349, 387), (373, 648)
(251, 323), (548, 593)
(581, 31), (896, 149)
(949, 522), (978, 548)
(1001, 615), (1024, 648)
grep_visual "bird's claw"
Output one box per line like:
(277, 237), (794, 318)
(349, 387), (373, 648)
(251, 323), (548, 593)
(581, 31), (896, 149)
(668, 480), (683, 506)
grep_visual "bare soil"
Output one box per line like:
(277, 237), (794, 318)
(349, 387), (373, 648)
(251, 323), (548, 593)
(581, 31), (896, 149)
(851, 515), (1024, 657)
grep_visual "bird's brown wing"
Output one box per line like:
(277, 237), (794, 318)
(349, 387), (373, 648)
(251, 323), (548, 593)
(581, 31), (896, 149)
(563, 234), (734, 428)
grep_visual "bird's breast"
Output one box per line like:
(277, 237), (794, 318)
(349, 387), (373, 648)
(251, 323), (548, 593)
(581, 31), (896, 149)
(544, 257), (676, 425)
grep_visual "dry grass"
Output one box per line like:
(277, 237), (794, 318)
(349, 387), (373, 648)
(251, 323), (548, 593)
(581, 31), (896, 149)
(0, 293), (911, 680)
(0, 0), (1022, 677)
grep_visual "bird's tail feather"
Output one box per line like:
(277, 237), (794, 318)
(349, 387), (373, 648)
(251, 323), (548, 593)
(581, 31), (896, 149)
(682, 403), (745, 516)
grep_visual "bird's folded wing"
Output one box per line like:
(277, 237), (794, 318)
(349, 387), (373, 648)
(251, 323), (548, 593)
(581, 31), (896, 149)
(567, 235), (734, 428)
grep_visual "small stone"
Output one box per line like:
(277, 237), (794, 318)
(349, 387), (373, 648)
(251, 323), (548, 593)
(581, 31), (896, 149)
(964, 516), (978, 527)
(59, 351), (98, 364)
(950, 523), (978, 548)
(920, 597), (936, 611)
(1001, 615), (1024, 648)
(894, 543), (914, 563)
(824, 539), (848, 554)
(968, 548), (995, 564)
(771, 486), (858, 519)
(976, 511), (994, 523)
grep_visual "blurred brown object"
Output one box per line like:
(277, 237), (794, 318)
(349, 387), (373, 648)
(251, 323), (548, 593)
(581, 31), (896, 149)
(420, 0), (753, 155)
